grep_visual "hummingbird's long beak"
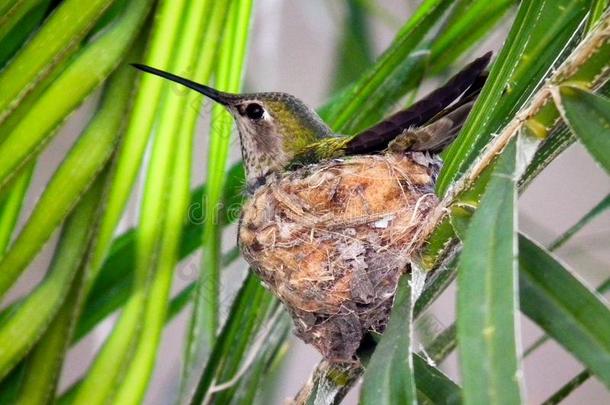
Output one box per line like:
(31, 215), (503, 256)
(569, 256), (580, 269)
(131, 63), (230, 105)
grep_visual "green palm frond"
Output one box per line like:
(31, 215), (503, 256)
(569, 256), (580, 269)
(0, 1), (608, 404)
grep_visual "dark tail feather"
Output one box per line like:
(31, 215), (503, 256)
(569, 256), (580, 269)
(431, 69), (488, 121)
(344, 52), (492, 155)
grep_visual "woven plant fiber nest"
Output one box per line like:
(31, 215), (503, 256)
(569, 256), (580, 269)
(239, 151), (441, 361)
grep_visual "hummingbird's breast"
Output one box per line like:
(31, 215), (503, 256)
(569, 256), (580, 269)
(238, 151), (441, 361)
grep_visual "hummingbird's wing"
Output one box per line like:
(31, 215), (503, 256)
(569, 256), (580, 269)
(387, 99), (475, 154)
(343, 52), (492, 156)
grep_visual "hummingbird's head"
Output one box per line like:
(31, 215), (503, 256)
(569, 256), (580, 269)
(223, 92), (333, 183)
(132, 64), (333, 187)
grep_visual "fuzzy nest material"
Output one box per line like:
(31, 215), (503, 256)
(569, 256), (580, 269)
(239, 151), (441, 361)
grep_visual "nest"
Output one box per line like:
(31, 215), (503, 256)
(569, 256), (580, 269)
(239, 151), (441, 361)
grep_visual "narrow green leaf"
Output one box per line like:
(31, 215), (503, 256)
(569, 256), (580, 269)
(415, 16), (610, 388)
(541, 369), (591, 405)
(340, 50), (429, 133)
(556, 85), (610, 174)
(8, 296), (71, 404)
(170, 2), (232, 400)
(0, 362), (23, 403)
(70, 289), (145, 404)
(330, 0), (374, 92)
(228, 314), (290, 405)
(68, 2), (191, 404)
(429, 0), (514, 73)
(438, 0), (592, 195)
(519, 124), (575, 189)
(0, 0), (151, 191)
(15, 290), (80, 404)
(321, 0), (453, 133)
(0, 37), (69, 144)
(85, 0), (132, 40)
(0, 54), (140, 297)
(186, 0), (253, 390)
(457, 139), (523, 404)
(82, 0), (188, 292)
(414, 354), (461, 405)
(523, 276), (610, 358)
(517, 13), (610, 177)
(549, 192), (610, 250)
(448, 204), (472, 239)
(70, 164), (243, 342)
(11, 175), (107, 405)
(0, 171), (105, 381)
(189, 274), (274, 404)
(0, 164), (34, 254)
(0, 0), (52, 69)
(0, 44), (142, 404)
(417, 175), (608, 403)
(293, 360), (363, 405)
(0, 35), (70, 256)
(423, 322), (457, 364)
(414, 256), (457, 317)
(523, 191), (610, 358)
(519, 234), (610, 388)
(112, 1), (217, 402)
(439, 0), (545, 193)
(587, 0), (609, 32)
(361, 274), (417, 405)
(0, 0), (43, 41)
(209, 302), (279, 405)
(0, 0), (114, 123)
(0, 0), (18, 16)
(519, 53), (610, 190)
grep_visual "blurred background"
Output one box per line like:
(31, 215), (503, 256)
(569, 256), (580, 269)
(11, 0), (610, 403)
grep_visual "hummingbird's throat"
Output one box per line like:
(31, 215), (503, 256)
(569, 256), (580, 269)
(236, 124), (289, 194)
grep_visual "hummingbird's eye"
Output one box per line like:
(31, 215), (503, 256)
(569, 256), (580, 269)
(245, 103), (264, 120)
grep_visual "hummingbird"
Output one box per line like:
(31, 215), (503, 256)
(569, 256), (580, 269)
(132, 52), (491, 194)
(133, 54), (491, 360)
